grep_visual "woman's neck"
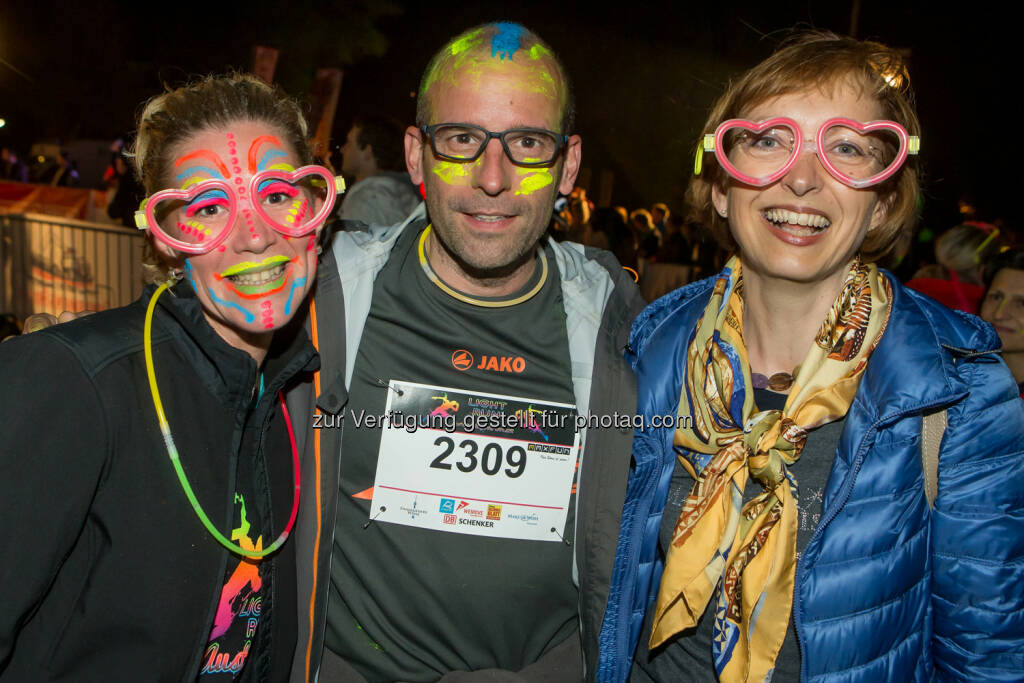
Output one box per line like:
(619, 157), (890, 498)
(741, 262), (851, 376)
(201, 309), (272, 366)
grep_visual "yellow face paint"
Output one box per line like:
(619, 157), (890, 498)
(515, 164), (554, 196)
(421, 30), (562, 105)
(420, 29), (485, 97)
(432, 161), (472, 186)
(528, 44), (552, 60)
(450, 28), (484, 57)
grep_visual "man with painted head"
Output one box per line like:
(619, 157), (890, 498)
(288, 21), (644, 683)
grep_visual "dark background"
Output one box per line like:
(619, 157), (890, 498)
(0, 1), (1013, 236)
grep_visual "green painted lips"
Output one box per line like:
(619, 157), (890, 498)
(218, 255), (291, 278)
(219, 255), (291, 295)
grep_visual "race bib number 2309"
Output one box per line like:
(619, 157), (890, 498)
(369, 381), (579, 542)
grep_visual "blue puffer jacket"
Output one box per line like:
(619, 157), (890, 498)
(597, 272), (1024, 682)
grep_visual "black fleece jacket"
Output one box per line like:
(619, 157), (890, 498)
(0, 283), (318, 682)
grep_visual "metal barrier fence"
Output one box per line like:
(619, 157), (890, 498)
(0, 213), (146, 321)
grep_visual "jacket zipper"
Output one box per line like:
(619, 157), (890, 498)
(603, 434), (660, 682)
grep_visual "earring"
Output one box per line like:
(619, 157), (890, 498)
(167, 267), (184, 283)
(719, 208), (728, 217)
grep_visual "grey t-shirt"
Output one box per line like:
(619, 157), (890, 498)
(324, 226), (579, 682)
(631, 388), (843, 682)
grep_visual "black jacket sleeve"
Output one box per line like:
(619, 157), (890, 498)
(0, 334), (108, 670)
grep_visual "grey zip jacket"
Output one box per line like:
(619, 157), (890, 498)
(287, 204), (645, 682)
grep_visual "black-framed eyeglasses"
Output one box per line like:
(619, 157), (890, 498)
(421, 123), (568, 167)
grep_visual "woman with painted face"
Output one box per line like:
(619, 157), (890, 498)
(0, 74), (342, 681)
(598, 33), (1024, 682)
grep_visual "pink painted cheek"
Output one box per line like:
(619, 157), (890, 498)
(260, 300), (275, 329)
(217, 245), (226, 253)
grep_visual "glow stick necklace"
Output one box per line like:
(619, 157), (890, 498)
(144, 281), (300, 558)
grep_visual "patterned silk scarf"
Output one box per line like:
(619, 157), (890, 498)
(650, 255), (891, 682)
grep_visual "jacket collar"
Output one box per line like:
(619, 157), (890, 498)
(851, 272), (999, 425)
(149, 280), (317, 409)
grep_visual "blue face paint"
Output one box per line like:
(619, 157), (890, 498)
(491, 22), (523, 60)
(257, 149), (287, 172)
(186, 261), (256, 323)
(283, 275), (308, 316)
(175, 166), (227, 182)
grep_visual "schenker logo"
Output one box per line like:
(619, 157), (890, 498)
(451, 349), (474, 371)
(451, 349), (526, 374)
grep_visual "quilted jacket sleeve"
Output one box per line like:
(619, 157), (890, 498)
(931, 355), (1024, 681)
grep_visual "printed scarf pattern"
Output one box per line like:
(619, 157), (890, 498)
(649, 255), (891, 682)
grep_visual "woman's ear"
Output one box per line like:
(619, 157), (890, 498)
(869, 192), (892, 232)
(151, 235), (185, 271)
(711, 183), (729, 218)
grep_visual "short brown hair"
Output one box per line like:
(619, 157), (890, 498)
(415, 22), (575, 133)
(131, 73), (312, 282)
(686, 31), (921, 266)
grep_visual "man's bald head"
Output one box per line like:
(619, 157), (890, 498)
(415, 22), (575, 134)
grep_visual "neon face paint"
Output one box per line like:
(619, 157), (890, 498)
(514, 165), (554, 196)
(248, 135), (283, 173)
(283, 275), (307, 316)
(421, 28), (485, 97)
(413, 24), (578, 286)
(491, 22), (523, 60)
(186, 261), (256, 323)
(450, 28), (484, 56)
(165, 122), (321, 341)
(257, 149), (287, 172)
(284, 197), (310, 226)
(528, 44), (552, 60)
(175, 166), (227, 183)
(218, 255), (291, 278)
(432, 160), (473, 185)
(241, 208), (259, 241)
(260, 300), (275, 330)
(420, 27), (563, 123)
(174, 149), (230, 179)
(215, 255), (294, 300)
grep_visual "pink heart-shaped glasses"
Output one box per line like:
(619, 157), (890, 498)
(136, 165), (343, 254)
(700, 117), (918, 189)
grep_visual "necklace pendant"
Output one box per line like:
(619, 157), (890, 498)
(767, 372), (794, 392)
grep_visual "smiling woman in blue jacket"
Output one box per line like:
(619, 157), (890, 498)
(597, 32), (1024, 682)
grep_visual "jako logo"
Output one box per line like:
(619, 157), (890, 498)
(451, 349), (474, 371)
(476, 355), (526, 373)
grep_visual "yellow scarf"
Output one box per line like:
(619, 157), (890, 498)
(650, 255), (891, 681)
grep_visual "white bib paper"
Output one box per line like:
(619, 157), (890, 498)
(369, 380), (580, 542)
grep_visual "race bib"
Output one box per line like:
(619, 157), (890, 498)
(368, 381), (579, 542)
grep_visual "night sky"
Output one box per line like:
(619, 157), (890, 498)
(0, 1), (1013, 237)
